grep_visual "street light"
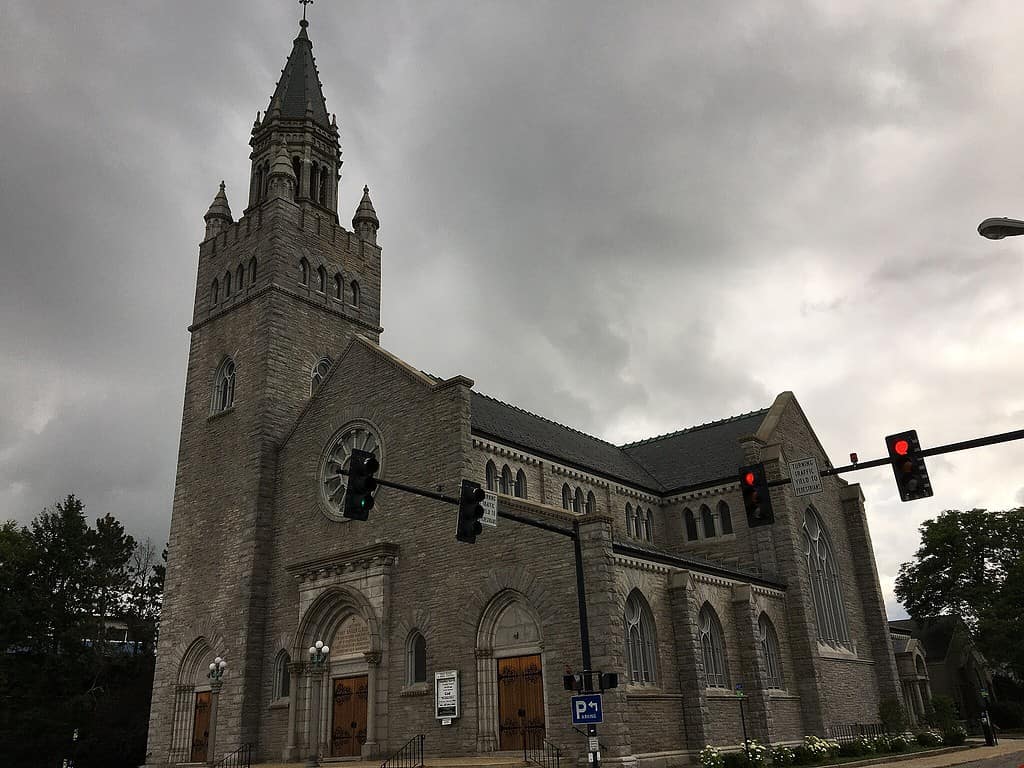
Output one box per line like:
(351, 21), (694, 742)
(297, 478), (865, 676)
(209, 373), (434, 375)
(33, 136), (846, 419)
(978, 217), (1024, 239)
(307, 641), (330, 767)
(208, 656), (228, 681)
(206, 657), (228, 764)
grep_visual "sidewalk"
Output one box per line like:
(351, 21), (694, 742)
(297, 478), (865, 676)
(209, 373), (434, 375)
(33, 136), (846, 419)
(842, 738), (1024, 768)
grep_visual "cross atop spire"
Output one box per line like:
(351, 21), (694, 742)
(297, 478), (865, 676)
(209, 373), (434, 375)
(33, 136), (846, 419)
(300, 0), (313, 24)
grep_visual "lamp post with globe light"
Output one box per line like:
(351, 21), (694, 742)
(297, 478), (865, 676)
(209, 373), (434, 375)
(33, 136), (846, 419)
(307, 640), (330, 767)
(206, 657), (227, 766)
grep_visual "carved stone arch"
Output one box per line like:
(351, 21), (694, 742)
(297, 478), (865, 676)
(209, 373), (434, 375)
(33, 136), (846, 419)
(458, 564), (557, 635)
(165, 627), (227, 762)
(292, 585), (382, 659)
(393, 606), (435, 645)
(475, 588), (544, 654)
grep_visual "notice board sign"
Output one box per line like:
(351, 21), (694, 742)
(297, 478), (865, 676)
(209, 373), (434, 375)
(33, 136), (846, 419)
(789, 457), (823, 497)
(435, 670), (460, 719)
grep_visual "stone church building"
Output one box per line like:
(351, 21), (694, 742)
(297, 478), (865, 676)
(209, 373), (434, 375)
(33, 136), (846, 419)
(145, 18), (904, 768)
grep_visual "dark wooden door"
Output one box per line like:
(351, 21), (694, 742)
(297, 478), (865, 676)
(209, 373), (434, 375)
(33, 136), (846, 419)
(331, 675), (369, 757)
(497, 654), (545, 751)
(190, 691), (211, 762)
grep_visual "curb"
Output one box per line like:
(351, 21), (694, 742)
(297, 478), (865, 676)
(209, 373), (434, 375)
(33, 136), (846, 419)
(821, 743), (980, 768)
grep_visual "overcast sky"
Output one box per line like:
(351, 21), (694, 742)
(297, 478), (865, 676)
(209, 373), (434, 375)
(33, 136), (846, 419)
(3, 0), (1024, 618)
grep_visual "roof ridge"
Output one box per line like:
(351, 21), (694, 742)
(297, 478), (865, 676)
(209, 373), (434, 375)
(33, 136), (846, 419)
(619, 407), (770, 449)
(473, 391), (620, 448)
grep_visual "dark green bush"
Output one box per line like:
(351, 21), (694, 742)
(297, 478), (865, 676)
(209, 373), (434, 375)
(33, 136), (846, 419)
(930, 695), (959, 732)
(988, 700), (1024, 729)
(723, 751), (747, 768)
(942, 726), (966, 746)
(791, 746), (816, 765)
(889, 735), (908, 753)
(838, 742), (865, 757)
(879, 697), (908, 734)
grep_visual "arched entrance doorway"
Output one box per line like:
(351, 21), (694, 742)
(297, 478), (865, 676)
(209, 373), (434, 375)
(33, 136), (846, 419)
(475, 590), (546, 752)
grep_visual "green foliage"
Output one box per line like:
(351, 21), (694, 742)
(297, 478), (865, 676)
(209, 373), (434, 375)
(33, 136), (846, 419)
(930, 694), (959, 732)
(723, 752), (747, 768)
(770, 745), (795, 766)
(0, 495), (165, 768)
(988, 700), (1024, 729)
(895, 508), (1024, 678)
(942, 725), (967, 746)
(879, 696), (908, 734)
(888, 734), (908, 752)
(915, 730), (943, 747)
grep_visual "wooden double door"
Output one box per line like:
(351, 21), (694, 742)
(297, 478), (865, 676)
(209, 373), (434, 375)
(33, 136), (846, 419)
(497, 654), (545, 751)
(331, 675), (369, 757)
(190, 691), (211, 762)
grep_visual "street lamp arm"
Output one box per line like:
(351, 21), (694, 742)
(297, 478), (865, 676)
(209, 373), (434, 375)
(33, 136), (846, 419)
(978, 217), (1024, 239)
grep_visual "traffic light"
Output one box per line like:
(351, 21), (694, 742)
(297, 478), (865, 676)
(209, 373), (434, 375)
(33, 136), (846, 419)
(343, 449), (379, 521)
(885, 430), (933, 502)
(739, 463), (774, 527)
(456, 479), (486, 543)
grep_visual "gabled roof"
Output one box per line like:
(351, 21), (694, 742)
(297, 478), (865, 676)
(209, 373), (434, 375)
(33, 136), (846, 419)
(267, 21), (330, 127)
(470, 392), (770, 493)
(888, 617), (958, 662)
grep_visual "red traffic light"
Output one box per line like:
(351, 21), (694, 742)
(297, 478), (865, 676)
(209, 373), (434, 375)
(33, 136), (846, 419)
(893, 439), (910, 456)
(743, 471), (756, 486)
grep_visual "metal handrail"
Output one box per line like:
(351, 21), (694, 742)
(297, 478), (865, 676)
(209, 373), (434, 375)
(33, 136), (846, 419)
(212, 743), (252, 768)
(523, 730), (562, 768)
(381, 734), (425, 768)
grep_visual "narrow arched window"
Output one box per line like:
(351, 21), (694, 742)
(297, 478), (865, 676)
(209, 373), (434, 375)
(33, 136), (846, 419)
(700, 504), (715, 538)
(586, 491), (596, 515)
(350, 280), (360, 307)
(274, 651), (291, 699)
(211, 278), (219, 305)
(624, 590), (657, 684)
(236, 264), (245, 291)
(634, 506), (643, 538)
(334, 273), (342, 300)
(683, 508), (698, 541)
(625, 504), (634, 537)
(310, 357), (332, 395)
(317, 265), (327, 293)
(699, 604), (729, 689)
(263, 161), (271, 199)
(645, 509), (654, 542)
(212, 357), (235, 413)
(574, 488), (585, 515)
(319, 165), (328, 204)
(486, 461), (498, 492)
(561, 484), (572, 511)
(759, 614), (783, 689)
(718, 501), (733, 535)
(248, 257), (257, 284)
(292, 156), (302, 200)
(299, 258), (309, 286)
(515, 469), (527, 498)
(501, 465), (513, 495)
(223, 270), (232, 298)
(254, 169), (263, 202)
(406, 631), (427, 685)
(802, 507), (851, 646)
(309, 164), (319, 204)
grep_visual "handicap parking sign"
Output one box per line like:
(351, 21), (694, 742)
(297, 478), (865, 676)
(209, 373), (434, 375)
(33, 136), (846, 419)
(570, 693), (603, 725)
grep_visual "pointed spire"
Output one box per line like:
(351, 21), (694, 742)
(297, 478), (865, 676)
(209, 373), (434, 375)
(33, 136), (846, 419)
(267, 141), (297, 201)
(204, 181), (233, 238)
(352, 185), (379, 243)
(263, 19), (330, 127)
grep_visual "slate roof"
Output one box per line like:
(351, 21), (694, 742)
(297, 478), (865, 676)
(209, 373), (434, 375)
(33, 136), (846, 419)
(470, 392), (769, 493)
(267, 21), (331, 127)
(888, 617), (957, 661)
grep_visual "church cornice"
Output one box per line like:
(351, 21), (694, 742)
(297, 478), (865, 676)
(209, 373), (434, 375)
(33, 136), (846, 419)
(287, 541), (400, 583)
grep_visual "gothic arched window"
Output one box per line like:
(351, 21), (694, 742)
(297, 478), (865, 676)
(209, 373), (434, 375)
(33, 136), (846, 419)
(236, 263), (244, 291)
(406, 631), (427, 685)
(562, 484), (572, 511)
(645, 509), (654, 542)
(574, 488), (585, 515)
(317, 266), (327, 293)
(625, 504), (634, 537)
(515, 469), (527, 498)
(700, 504), (715, 538)
(802, 507), (851, 646)
(486, 461), (498, 492)
(309, 163), (319, 203)
(299, 258), (309, 286)
(759, 614), (783, 689)
(624, 590), (657, 685)
(634, 506), (643, 538)
(699, 604), (729, 689)
(223, 270), (232, 298)
(211, 278), (219, 305)
(501, 465), (513, 495)
(683, 508), (698, 541)
(334, 273), (342, 300)
(212, 357), (235, 413)
(292, 156), (302, 200)
(350, 280), (360, 307)
(274, 650), (291, 699)
(586, 491), (596, 515)
(718, 501), (733, 535)
(319, 164), (328, 204)
(248, 257), (257, 284)
(310, 357), (332, 395)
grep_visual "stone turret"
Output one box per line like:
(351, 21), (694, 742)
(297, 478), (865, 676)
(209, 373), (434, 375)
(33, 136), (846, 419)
(203, 181), (233, 240)
(352, 185), (379, 244)
(267, 142), (297, 200)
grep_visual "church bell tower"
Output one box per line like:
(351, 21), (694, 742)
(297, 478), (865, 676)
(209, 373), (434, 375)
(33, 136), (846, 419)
(145, 16), (383, 765)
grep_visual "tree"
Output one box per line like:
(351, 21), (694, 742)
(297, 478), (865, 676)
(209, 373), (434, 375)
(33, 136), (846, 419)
(0, 521), (35, 649)
(896, 508), (1024, 678)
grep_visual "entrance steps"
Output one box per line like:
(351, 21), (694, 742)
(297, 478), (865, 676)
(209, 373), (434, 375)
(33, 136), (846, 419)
(253, 756), (531, 768)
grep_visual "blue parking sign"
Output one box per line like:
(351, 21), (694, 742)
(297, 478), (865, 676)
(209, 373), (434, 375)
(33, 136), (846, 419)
(570, 693), (603, 725)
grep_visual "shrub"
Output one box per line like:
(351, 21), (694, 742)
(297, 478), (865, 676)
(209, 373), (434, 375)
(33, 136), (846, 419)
(888, 734), (908, 753)
(988, 701), (1024, 730)
(930, 695), (959, 732)
(942, 724), (967, 746)
(791, 745), (815, 765)
(744, 740), (770, 768)
(915, 730), (942, 747)
(879, 697), (908, 734)
(723, 752), (747, 768)
(771, 745), (795, 766)
(698, 745), (725, 768)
